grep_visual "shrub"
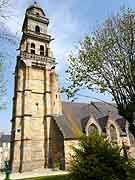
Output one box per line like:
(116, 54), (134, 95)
(69, 134), (135, 180)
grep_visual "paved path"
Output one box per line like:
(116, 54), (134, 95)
(0, 169), (69, 180)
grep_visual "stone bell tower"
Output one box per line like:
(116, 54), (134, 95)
(10, 2), (62, 172)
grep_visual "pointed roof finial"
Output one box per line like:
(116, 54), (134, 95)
(33, 1), (40, 7)
(29, 1), (40, 8)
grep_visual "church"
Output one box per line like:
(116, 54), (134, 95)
(10, 2), (135, 172)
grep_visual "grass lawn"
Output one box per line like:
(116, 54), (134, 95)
(18, 174), (69, 180)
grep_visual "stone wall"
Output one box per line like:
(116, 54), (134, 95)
(49, 118), (65, 169)
(64, 140), (78, 170)
(11, 64), (47, 172)
(50, 72), (62, 116)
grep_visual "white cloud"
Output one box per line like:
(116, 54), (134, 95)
(47, 1), (83, 73)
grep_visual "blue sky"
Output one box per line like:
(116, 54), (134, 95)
(0, 0), (135, 133)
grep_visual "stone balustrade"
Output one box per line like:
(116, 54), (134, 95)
(20, 52), (55, 65)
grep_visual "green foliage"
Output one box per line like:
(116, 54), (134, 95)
(18, 174), (69, 180)
(69, 134), (135, 180)
(52, 161), (60, 169)
(63, 8), (135, 135)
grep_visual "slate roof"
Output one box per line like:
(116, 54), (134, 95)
(0, 135), (11, 147)
(55, 115), (75, 139)
(54, 101), (127, 139)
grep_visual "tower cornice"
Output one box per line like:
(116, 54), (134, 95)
(23, 30), (52, 43)
(27, 12), (49, 25)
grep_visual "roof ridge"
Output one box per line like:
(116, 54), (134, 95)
(62, 101), (89, 105)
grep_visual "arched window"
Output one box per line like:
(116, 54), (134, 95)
(31, 43), (35, 48)
(25, 42), (28, 52)
(88, 124), (98, 135)
(46, 48), (49, 57)
(110, 125), (117, 144)
(31, 43), (35, 54)
(35, 25), (40, 33)
(36, 12), (40, 16)
(40, 45), (44, 56)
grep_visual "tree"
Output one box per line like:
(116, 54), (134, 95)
(0, 55), (6, 110)
(0, 0), (16, 110)
(63, 8), (135, 136)
(69, 134), (135, 180)
(0, 0), (11, 20)
(0, 0), (16, 42)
